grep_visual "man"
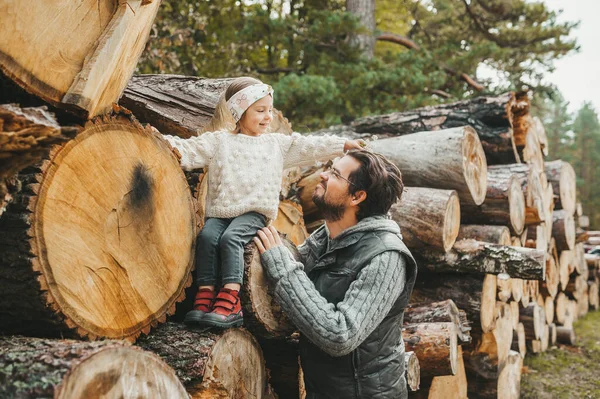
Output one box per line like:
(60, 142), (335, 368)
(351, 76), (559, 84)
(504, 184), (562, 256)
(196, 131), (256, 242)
(253, 149), (417, 399)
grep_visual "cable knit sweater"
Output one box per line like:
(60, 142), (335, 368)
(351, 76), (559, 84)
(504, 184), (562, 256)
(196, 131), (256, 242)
(165, 131), (346, 220)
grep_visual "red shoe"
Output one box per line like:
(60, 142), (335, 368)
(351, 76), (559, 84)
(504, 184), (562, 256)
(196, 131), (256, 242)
(201, 288), (243, 328)
(184, 288), (216, 326)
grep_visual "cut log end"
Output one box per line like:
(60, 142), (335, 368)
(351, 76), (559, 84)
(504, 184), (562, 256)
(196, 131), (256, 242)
(443, 191), (461, 252)
(509, 175), (526, 235)
(462, 126), (488, 205)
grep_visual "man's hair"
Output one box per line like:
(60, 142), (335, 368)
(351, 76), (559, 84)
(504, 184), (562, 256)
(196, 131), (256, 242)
(346, 150), (404, 221)
(202, 77), (264, 133)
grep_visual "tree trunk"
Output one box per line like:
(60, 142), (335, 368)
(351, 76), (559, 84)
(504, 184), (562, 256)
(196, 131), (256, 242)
(137, 322), (267, 398)
(461, 170), (525, 234)
(329, 92), (528, 164)
(368, 127), (487, 205)
(0, 114), (196, 340)
(545, 160), (577, 215)
(0, 336), (187, 399)
(411, 273), (497, 333)
(457, 225), (511, 245)
(404, 299), (471, 344)
(552, 210), (576, 251)
(403, 322), (458, 378)
(0, 104), (79, 216)
(511, 322), (526, 357)
(346, 0), (376, 59)
(0, 1), (161, 118)
(405, 351), (421, 392)
(242, 241), (297, 339)
(416, 240), (546, 280)
(555, 326), (576, 345)
(390, 187), (460, 252)
(488, 164), (545, 226)
(121, 75), (293, 138)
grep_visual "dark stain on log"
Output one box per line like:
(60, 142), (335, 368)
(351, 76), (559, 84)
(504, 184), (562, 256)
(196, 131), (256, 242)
(78, 369), (120, 397)
(129, 162), (153, 210)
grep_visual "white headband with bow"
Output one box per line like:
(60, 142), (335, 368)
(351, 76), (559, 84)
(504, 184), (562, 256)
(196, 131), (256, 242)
(226, 83), (274, 123)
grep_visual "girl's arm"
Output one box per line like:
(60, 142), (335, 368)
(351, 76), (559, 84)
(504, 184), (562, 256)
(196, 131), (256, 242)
(279, 133), (362, 169)
(164, 132), (219, 171)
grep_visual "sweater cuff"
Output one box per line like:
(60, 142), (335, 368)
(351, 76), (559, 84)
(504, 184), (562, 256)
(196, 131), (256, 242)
(260, 246), (297, 282)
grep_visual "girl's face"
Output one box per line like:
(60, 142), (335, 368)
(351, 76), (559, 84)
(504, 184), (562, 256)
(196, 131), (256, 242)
(238, 95), (273, 136)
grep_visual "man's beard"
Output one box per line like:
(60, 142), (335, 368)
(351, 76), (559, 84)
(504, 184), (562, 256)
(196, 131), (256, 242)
(312, 187), (345, 222)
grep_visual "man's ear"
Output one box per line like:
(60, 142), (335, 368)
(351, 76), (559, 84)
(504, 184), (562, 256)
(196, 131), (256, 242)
(351, 190), (367, 206)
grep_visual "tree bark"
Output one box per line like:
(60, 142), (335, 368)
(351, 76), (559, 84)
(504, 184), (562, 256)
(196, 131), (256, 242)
(0, 114), (196, 340)
(414, 346), (468, 399)
(545, 160), (577, 215)
(0, 1), (161, 118)
(325, 92), (528, 164)
(122, 75), (293, 138)
(460, 170), (525, 234)
(368, 126), (487, 205)
(403, 322), (458, 378)
(404, 299), (471, 344)
(137, 322), (267, 398)
(555, 326), (576, 345)
(552, 210), (576, 251)
(0, 336), (187, 399)
(412, 273), (497, 333)
(416, 240), (546, 279)
(390, 187), (461, 252)
(0, 104), (79, 216)
(519, 303), (545, 340)
(346, 0), (376, 59)
(457, 225), (511, 245)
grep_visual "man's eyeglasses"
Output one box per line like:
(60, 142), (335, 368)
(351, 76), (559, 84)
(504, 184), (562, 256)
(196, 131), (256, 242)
(323, 161), (357, 187)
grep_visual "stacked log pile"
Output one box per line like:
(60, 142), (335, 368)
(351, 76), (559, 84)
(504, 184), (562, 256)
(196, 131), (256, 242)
(1, 5), (598, 397)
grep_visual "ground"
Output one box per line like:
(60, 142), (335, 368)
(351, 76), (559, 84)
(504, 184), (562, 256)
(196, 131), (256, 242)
(520, 311), (600, 399)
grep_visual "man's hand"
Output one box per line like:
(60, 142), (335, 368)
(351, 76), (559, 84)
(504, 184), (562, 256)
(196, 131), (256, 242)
(343, 139), (367, 152)
(253, 226), (284, 254)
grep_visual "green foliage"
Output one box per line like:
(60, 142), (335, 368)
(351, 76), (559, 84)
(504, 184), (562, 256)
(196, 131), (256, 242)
(137, 0), (578, 130)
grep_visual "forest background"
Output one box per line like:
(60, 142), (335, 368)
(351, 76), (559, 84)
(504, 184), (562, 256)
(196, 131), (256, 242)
(136, 0), (600, 229)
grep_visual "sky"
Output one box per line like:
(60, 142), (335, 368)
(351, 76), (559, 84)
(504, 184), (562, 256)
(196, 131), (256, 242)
(542, 0), (600, 114)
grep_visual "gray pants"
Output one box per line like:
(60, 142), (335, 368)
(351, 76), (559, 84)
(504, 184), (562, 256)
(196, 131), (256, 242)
(196, 211), (267, 286)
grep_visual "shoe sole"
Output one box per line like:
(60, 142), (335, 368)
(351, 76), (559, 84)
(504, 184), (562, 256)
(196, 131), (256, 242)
(184, 311), (207, 326)
(199, 318), (243, 329)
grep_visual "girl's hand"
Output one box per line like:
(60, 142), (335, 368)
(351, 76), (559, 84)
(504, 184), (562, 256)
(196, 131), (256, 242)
(344, 139), (367, 152)
(254, 226), (283, 254)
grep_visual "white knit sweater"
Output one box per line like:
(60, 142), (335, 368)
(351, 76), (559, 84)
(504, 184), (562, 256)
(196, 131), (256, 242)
(165, 130), (347, 220)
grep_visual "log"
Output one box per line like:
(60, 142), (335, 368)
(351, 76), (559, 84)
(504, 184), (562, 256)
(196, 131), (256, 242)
(404, 299), (471, 343)
(522, 116), (545, 173)
(548, 323), (557, 346)
(390, 187), (461, 252)
(545, 160), (577, 215)
(540, 253), (559, 299)
(0, 336), (187, 399)
(488, 164), (545, 226)
(0, 1), (161, 118)
(577, 291), (589, 318)
(368, 126), (487, 205)
(544, 295), (555, 325)
(258, 335), (302, 399)
(565, 275), (587, 301)
(0, 104), (79, 216)
(496, 273), (512, 302)
(555, 326), (576, 345)
(122, 75), (293, 138)
(328, 92), (527, 164)
(137, 322), (267, 398)
(589, 281), (599, 310)
(527, 339), (542, 354)
(554, 292), (568, 325)
(243, 241), (296, 339)
(412, 274), (497, 333)
(511, 278), (524, 303)
(511, 322), (527, 358)
(559, 250), (573, 291)
(405, 351), (421, 392)
(552, 210), (576, 251)
(0, 114), (196, 340)
(457, 225), (511, 246)
(416, 239), (546, 279)
(496, 350), (523, 399)
(520, 303), (544, 340)
(460, 171), (525, 234)
(420, 347), (468, 399)
(273, 200), (309, 246)
(463, 330), (499, 381)
(403, 322), (458, 378)
(579, 215), (590, 229)
(493, 302), (514, 365)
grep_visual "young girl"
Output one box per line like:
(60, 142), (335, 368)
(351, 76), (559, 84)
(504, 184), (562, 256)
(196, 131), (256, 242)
(165, 77), (363, 328)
